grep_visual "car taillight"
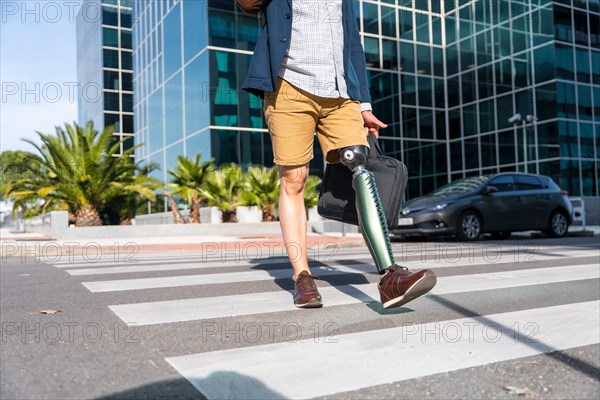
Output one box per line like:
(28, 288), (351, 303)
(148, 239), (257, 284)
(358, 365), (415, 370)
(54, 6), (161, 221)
(560, 190), (568, 196)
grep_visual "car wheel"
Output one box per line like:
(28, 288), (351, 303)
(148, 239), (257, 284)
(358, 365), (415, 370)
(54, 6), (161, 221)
(457, 211), (482, 241)
(491, 231), (511, 240)
(546, 210), (569, 238)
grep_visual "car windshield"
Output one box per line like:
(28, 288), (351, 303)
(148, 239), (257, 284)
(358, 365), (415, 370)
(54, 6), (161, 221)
(431, 176), (490, 195)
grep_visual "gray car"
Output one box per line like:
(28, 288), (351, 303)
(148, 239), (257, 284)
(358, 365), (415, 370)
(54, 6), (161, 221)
(393, 173), (573, 241)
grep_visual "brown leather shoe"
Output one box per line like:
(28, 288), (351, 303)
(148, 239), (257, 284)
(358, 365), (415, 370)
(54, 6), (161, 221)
(378, 264), (436, 309)
(294, 270), (323, 308)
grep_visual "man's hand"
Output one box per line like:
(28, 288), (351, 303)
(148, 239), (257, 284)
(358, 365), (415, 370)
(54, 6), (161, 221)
(362, 111), (387, 138)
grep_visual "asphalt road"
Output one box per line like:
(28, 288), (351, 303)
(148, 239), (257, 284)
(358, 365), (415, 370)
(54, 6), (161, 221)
(1, 236), (599, 399)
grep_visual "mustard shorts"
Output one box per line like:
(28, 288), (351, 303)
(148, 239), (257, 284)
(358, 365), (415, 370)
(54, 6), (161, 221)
(263, 78), (369, 166)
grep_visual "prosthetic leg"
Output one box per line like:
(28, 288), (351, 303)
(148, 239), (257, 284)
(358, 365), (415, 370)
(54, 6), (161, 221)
(337, 145), (395, 273)
(337, 144), (437, 307)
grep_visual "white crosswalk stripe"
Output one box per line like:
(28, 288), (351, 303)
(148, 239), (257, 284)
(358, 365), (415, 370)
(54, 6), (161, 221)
(64, 248), (596, 275)
(165, 301), (600, 399)
(107, 264), (599, 325)
(51, 245), (600, 399)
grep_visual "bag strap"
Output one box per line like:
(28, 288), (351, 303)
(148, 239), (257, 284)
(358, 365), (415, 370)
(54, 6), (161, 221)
(367, 132), (384, 157)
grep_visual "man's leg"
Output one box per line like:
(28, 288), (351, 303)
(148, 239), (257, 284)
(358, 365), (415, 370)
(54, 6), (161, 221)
(264, 78), (326, 307)
(278, 164), (309, 278)
(278, 163), (323, 308)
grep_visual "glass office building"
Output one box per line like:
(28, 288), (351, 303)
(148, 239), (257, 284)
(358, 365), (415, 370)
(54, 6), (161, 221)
(77, 0), (134, 155)
(133, 0), (599, 197)
(133, 0), (268, 183)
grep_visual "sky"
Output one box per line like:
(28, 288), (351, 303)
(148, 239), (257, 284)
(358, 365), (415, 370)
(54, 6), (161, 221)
(1, 0), (83, 152)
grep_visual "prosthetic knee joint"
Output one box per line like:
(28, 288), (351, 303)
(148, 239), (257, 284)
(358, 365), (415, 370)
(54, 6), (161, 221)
(338, 145), (395, 273)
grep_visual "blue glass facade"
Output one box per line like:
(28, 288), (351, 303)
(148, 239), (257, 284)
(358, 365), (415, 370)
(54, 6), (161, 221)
(77, 0), (134, 155)
(133, 0), (269, 184)
(133, 0), (599, 197)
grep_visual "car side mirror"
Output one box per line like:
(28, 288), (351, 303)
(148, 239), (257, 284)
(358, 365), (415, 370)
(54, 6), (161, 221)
(482, 185), (498, 195)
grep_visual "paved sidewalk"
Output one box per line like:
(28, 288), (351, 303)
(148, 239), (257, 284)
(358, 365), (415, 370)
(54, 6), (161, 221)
(0, 228), (365, 258)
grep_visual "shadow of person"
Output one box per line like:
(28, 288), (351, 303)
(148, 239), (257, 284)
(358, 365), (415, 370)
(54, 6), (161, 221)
(184, 370), (287, 400)
(94, 377), (204, 400)
(94, 371), (286, 400)
(246, 255), (410, 315)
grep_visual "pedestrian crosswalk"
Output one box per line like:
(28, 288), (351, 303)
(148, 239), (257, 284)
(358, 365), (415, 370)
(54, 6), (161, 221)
(51, 243), (600, 399)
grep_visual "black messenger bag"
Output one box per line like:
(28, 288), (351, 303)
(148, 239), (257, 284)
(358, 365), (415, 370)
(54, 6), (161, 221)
(317, 133), (408, 230)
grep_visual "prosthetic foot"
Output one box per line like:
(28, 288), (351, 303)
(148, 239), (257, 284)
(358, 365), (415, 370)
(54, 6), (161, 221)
(337, 145), (436, 308)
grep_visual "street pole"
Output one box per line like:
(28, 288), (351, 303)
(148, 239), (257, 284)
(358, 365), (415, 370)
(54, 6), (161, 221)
(522, 121), (528, 173)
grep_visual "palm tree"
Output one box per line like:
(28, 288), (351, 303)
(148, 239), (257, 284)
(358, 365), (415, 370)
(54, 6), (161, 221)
(103, 162), (161, 225)
(239, 165), (280, 221)
(167, 154), (215, 223)
(164, 189), (186, 224)
(4, 122), (157, 226)
(201, 163), (245, 223)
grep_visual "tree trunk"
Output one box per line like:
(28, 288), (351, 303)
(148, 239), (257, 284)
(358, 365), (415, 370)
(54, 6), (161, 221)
(222, 209), (237, 223)
(166, 192), (185, 224)
(262, 205), (275, 222)
(75, 206), (102, 227)
(189, 193), (200, 223)
(67, 211), (77, 225)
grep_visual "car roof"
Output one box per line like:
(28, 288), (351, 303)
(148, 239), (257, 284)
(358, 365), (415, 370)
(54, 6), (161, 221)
(486, 172), (551, 180)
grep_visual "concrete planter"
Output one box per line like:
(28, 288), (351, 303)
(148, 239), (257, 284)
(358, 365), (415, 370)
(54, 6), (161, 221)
(200, 207), (223, 224)
(307, 206), (324, 221)
(236, 206), (263, 223)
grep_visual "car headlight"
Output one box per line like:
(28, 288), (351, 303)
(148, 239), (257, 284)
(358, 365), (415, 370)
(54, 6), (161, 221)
(428, 203), (450, 212)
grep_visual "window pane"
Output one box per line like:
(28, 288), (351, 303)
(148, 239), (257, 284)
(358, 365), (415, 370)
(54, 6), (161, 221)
(536, 83), (557, 121)
(105, 113), (120, 132)
(103, 27), (119, 47)
(208, 3), (235, 47)
(121, 9), (132, 28)
(122, 93), (133, 112)
(104, 49), (119, 68)
(416, 13), (429, 43)
(364, 37), (380, 68)
(121, 51), (132, 70)
(416, 44), (430, 75)
(363, 2), (379, 34)
(123, 114), (133, 133)
(573, 10), (589, 46)
(102, 7), (118, 26)
(399, 9), (413, 41)
(489, 175), (516, 192)
(121, 72), (133, 91)
(381, 5), (396, 37)
(104, 70), (119, 90)
(184, 0), (208, 60)
(534, 44), (556, 83)
(121, 30), (132, 49)
(554, 5), (573, 43)
(164, 2), (182, 79)
(400, 42), (415, 73)
(185, 53), (210, 136)
(382, 40), (398, 70)
(555, 44), (574, 80)
(149, 88), (164, 154)
(481, 133), (497, 167)
(104, 92), (119, 111)
(575, 48), (591, 83)
(401, 75), (416, 105)
(418, 77), (431, 107)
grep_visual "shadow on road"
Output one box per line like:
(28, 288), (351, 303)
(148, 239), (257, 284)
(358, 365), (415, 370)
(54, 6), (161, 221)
(94, 371), (285, 400)
(428, 294), (600, 381)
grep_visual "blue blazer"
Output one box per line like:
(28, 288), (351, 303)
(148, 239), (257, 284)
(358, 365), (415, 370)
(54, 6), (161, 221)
(240, 0), (372, 103)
